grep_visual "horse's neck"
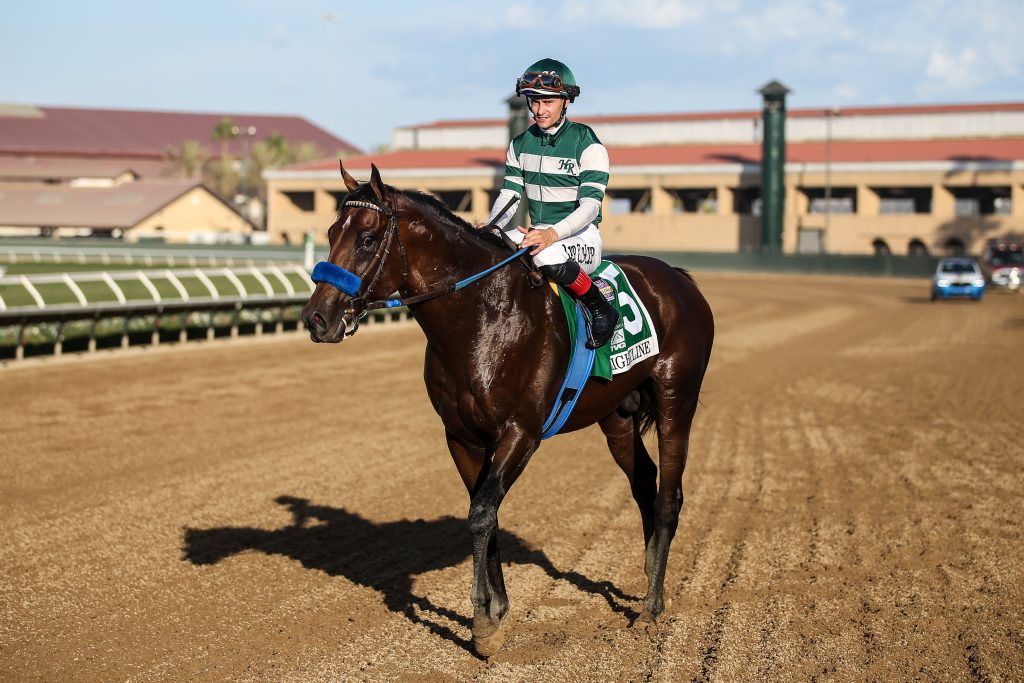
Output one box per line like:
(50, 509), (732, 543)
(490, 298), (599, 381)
(400, 207), (545, 345)
(400, 210), (503, 293)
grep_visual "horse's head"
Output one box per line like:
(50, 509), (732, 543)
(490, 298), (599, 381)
(302, 162), (407, 343)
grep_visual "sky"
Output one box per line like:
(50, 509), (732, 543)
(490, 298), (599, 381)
(2, 0), (1022, 153)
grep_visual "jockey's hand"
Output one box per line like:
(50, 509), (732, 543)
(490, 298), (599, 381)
(517, 225), (556, 255)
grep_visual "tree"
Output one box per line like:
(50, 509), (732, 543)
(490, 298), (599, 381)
(204, 159), (240, 203)
(292, 142), (321, 164)
(208, 118), (243, 201)
(241, 134), (324, 203)
(211, 117), (238, 163)
(164, 140), (207, 180)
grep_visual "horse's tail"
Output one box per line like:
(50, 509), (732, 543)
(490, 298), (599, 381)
(635, 386), (656, 439)
(636, 405), (656, 439)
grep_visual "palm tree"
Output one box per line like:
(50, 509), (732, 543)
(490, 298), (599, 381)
(164, 140), (207, 180)
(208, 118), (242, 200)
(263, 132), (290, 164)
(211, 117), (238, 162)
(292, 142), (322, 164)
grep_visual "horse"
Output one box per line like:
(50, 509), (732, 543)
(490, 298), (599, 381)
(302, 162), (714, 657)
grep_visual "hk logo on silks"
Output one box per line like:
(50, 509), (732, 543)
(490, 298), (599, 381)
(558, 159), (576, 174)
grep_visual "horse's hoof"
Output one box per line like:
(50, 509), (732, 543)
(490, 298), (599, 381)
(472, 613), (505, 658)
(637, 609), (658, 624)
(473, 628), (505, 658)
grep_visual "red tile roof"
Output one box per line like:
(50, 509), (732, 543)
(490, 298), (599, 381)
(0, 181), (241, 229)
(295, 149), (505, 172)
(290, 138), (1024, 173)
(0, 106), (361, 159)
(405, 101), (1024, 129)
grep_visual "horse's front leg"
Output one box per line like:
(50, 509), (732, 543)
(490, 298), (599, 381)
(449, 425), (538, 657)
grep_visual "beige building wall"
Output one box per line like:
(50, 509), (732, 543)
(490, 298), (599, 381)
(267, 167), (1024, 255)
(133, 187), (252, 242)
(786, 168), (1024, 254)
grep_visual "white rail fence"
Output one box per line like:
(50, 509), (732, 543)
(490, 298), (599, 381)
(0, 264), (413, 362)
(0, 244), (322, 267)
(0, 264), (315, 312)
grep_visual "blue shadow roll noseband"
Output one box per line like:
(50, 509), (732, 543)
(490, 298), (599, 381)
(311, 261), (361, 297)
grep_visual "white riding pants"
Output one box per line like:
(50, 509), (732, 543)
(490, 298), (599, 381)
(504, 224), (603, 275)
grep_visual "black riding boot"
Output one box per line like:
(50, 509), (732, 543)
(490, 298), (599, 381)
(540, 261), (620, 350)
(578, 284), (619, 349)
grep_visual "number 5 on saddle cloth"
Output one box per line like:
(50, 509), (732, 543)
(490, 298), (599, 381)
(543, 261), (660, 439)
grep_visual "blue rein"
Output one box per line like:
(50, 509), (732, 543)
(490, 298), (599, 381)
(311, 247), (529, 310)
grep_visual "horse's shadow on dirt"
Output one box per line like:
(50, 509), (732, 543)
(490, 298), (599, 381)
(182, 495), (639, 652)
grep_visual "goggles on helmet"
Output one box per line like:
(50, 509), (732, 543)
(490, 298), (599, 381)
(517, 71), (565, 93)
(516, 71), (580, 101)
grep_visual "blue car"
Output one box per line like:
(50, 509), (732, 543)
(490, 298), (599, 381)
(931, 258), (985, 301)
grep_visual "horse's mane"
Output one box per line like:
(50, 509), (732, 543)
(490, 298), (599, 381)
(402, 189), (508, 251)
(342, 184), (507, 251)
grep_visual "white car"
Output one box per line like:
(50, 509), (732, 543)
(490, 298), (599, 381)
(931, 258), (985, 301)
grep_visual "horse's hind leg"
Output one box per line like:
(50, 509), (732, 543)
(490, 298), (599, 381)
(641, 384), (700, 623)
(599, 410), (657, 575)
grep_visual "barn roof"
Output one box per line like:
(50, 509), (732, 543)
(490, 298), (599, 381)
(0, 181), (246, 230)
(0, 105), (361, 159)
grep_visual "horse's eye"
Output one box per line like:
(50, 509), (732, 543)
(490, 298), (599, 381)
(360, 234), (375, 249)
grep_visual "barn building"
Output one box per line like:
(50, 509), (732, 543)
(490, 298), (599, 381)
(0, 104), (360, 242)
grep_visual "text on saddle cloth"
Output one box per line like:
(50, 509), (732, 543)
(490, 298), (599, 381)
(551, 261), (660, 381)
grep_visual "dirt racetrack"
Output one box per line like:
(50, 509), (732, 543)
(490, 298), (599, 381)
(2, 272), (1022, 682)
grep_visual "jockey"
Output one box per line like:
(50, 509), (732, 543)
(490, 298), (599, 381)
(483, 58), (619, 349)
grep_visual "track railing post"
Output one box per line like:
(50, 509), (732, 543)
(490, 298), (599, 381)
(15, 321), (25, 361)
(88, 317), (98, 353)
(54, 321), (64, 357)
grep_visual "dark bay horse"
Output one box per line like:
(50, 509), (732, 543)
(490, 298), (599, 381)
(302, 162), (714, 657)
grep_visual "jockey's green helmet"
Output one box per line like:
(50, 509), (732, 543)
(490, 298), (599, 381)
(516, 58), (580, 102)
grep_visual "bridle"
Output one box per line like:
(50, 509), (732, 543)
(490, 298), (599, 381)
(310, 198), (407, 334)
(311, 194), (526, 337)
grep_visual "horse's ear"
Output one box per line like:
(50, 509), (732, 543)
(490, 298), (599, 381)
(339, 160), (359, 192)
(369, 163), (388, 203)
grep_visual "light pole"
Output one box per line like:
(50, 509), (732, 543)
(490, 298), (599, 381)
(824, 106), (840, 247)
